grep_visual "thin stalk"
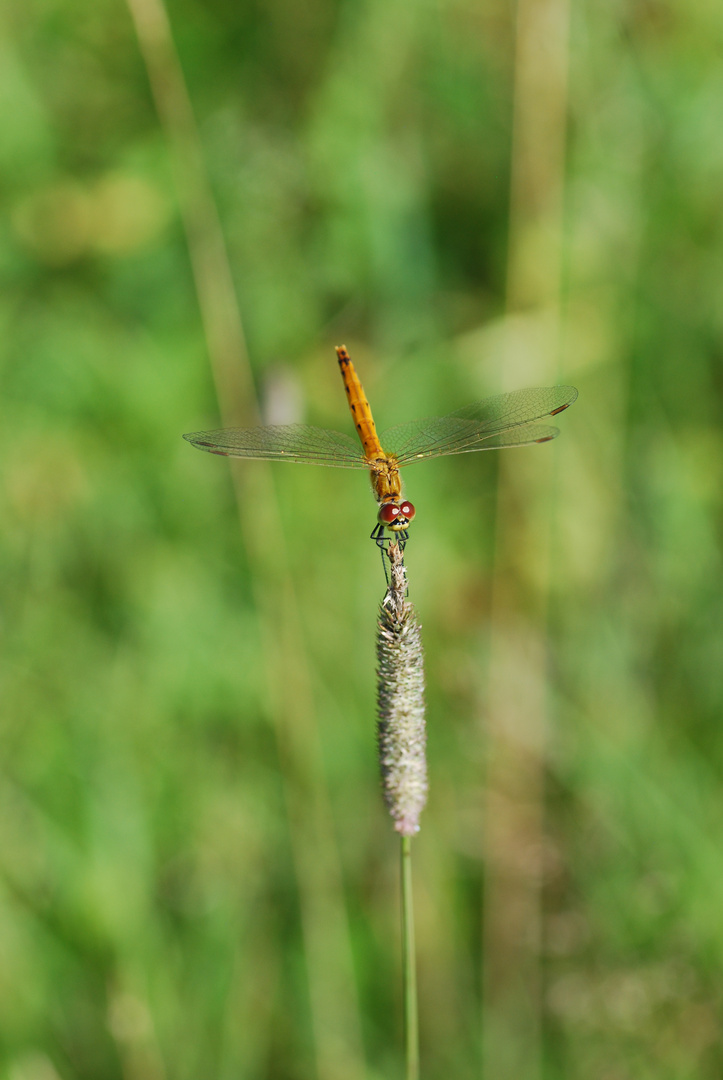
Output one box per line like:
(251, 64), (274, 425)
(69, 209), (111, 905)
(401, 834), (419, 1080)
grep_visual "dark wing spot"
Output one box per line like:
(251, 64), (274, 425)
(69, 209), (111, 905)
(550, 403), (570, 416)
(210, 449), (229, 456)
(535, 435), (555, 443)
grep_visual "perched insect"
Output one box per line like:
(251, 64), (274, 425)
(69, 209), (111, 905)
(184, 345), (577, 549)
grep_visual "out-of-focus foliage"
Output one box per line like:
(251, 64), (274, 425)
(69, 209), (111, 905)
(2, 0), (723, 1077)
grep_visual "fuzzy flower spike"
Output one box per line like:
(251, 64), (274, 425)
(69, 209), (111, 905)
(376, 543), (428, 836)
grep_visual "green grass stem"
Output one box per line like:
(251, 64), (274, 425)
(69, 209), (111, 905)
(401, 834), (420, 1080)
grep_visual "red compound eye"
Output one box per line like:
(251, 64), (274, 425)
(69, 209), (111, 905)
(399, 502), (416, 520)
(379, 504), (401, 524)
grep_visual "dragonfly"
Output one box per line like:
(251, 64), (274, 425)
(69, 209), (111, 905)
(184, 345), (577, 552)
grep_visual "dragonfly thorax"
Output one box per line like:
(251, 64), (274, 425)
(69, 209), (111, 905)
(368, 454), (402, 504)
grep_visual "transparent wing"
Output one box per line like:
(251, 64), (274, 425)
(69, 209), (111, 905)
(379, 385), (578, 465)
(183, 424), (370, 468)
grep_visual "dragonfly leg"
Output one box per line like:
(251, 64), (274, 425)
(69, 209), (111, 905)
(370, 522), (387, 548)
(370, 523), (391, 584)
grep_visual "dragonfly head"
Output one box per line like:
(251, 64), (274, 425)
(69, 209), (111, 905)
(378, 500), (416, 533)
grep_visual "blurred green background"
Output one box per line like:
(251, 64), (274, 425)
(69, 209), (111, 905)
(3, 0), (723, 1077)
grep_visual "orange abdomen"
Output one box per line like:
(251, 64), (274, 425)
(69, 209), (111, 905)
(336, 345), (402, 505)
(336, 346), (384, 460)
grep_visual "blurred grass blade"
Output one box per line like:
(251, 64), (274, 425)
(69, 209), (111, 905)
(483, 0), (571, 1075)
(124, 0), (368, 1075)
